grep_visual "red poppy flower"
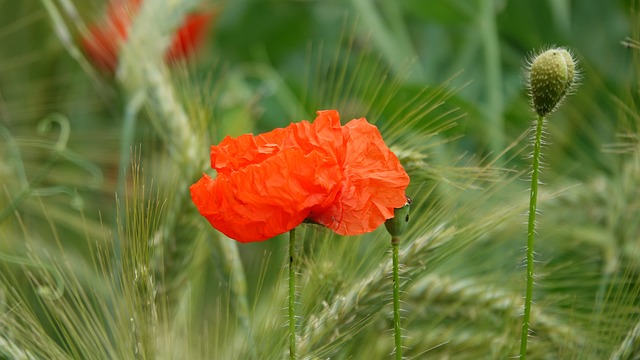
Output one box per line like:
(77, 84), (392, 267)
(190, 110), (410, 243)
(81, 0), (214, 72)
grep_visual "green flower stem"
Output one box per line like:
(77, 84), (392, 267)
(289, 228), (297, 359)
(520, 114), (544, 359)
(391, 236), (402, 360)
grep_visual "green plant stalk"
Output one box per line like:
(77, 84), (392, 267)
(39, 0), (107, 92)
(520, 114), (544, 359)
(118, 2), (253, 350)
(391, 236), (402, 360)
(289, 228), (297, 359)
(480, 0), (504, 157)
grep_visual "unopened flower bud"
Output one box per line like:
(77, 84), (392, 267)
(527, 48), (578, 116)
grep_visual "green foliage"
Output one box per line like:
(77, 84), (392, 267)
(1, 0), (640, 359)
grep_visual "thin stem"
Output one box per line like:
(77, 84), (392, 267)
(479, 0), (504, 157)
(392, 236), (402, 360)
(39, 0), (109, 93)
(520, 114), (544, 359)
(289, 228), (297, 360)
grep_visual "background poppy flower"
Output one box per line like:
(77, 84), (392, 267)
(81, 0), (214, 72)
(190, 110), (410, 243)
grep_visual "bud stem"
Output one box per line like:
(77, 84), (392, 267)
(520, 114), (544, 359)
(289, 228), (297, 359)
(392, 238), (403, 360)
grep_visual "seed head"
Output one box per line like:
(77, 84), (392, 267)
(385, 197), (412, 243)
(526, 48), (579, 116)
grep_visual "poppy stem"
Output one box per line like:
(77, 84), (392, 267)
(289, 227), (297, 359)
(391, 235), (402, 360)
(520, 114), (544, 359)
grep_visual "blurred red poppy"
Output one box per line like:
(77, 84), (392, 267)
(190, 110), (410, 243)
(81, 0), (214, 72)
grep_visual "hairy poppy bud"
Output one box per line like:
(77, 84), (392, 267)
(527, 48), (578, 116)
(385, 197), (412, 243)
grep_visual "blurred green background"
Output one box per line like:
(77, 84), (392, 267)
(2, 0), (640, 359)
